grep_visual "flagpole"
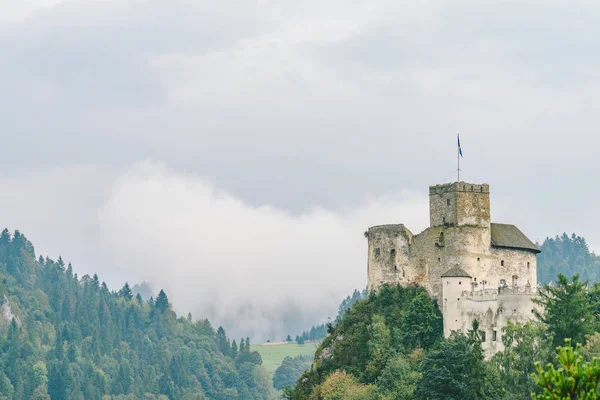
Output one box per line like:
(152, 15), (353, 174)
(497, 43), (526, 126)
(457, 145), (460, 182)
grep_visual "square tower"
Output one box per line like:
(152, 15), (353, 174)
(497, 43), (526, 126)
(429, 181), (490, 228)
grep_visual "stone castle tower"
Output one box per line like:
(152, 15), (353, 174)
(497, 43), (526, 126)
(366, 181), (540, 355)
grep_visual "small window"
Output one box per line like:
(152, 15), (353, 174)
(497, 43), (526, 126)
(463, 185), (466, 190)
(394, 265), (398, 271)
(480, 187), (483, 193)
(439, 232), (444, 240)
(477, 257), (480, 262)
(446, 199), (451, 206)
(527, 262), (530, 268)
(459, 281), (462, 285)
(481, 331), (486, 342)
(457, 298), (460, 301)
(390, 249), (396, 257)
(375, 248), (381, 256)
(470, 185), (473, 191)
(438, 257), (441, 262)
(501, 260), (505, 266)
(492, 331), (497, 341)
(442, 217), (446, 225)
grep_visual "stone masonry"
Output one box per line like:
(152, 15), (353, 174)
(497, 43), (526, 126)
(366, 181), (540, 356)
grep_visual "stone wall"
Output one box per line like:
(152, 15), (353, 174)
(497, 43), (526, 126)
(429, 182), (490, 228)
(366, 180), (539, 356)
(366, 225), (412, 290)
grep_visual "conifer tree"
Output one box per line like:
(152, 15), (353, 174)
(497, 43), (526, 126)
(534, 273), (593, 346)
(155, 290), (169, 313)
(119, 282), (133, 301)
(231, 340), (238, 358)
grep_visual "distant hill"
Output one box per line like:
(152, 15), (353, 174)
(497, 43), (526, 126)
(537, 233), (600, 284)
(0, 229), (274, 400)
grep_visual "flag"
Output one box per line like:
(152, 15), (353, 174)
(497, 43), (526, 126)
(457, 134), (463, 157)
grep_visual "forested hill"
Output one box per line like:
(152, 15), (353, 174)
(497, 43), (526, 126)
(0, 229), (274, 400)
(538, 233), (600, 284)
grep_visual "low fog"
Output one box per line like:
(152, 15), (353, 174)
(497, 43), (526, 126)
(0, 161), (428, 340)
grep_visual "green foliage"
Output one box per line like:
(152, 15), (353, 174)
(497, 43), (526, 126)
(272, 355), (312, 391)
(532, 338), (600, 399)
(374, 352), (421, 400)
(538, 233), (600, 284)
(307, 370), (375, 400)
(491, 321), (553, 399)
(0, 229), (273, 400)
(414, 329), (502, 400)
(287, 284), (443, 399)
(400, 290), (442, 349)
(534, 274), (594, 347)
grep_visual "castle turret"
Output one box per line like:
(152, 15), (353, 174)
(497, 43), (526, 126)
(429, 182), (490, 228)
(441, 265), (472, 337)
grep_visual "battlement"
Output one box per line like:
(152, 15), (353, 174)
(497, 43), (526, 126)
(460, 285), (537, 302)
(366, 224), (413, 239)
(429, 181), (490, 195)
(429, 181), (491, 228)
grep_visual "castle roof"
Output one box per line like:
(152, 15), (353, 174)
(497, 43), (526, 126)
(441, 265), (472, 278)
(490, 223), (540, 253)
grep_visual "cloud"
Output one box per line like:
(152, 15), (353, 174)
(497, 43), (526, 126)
(0, 161), (427, 340)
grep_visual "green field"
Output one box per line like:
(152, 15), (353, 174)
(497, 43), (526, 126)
(252, 342), (319, 374)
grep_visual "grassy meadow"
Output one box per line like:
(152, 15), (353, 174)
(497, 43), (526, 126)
(252, 342), (319, 374)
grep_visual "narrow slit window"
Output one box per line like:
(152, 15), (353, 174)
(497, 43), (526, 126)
(501, 260), (505, 266)
(492, 331), (497, 341)
(446, 199), (451, 206)
(375, 248), (381, 256)
(391, 249), (396, 257)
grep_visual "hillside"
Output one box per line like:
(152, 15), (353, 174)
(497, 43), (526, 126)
(537, 233), (600, 284)
(0, 229), (274, 400)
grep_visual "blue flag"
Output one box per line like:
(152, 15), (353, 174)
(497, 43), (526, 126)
(457, 134), (463, 157)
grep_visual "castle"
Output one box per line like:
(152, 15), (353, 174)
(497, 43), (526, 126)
(366, 181), (540, 355)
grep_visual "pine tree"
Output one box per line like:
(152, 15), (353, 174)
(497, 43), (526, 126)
(532, 339), (600, 399)
(155, 290), (169, 313)
(217, 327), (230, 355)
(533, 273), (593, 346)
(119, 282), (133, 301)
(231, 340), (238, 358)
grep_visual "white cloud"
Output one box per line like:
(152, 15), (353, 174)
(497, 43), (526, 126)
(0, 161), (427, 340)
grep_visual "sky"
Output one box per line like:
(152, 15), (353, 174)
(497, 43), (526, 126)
(1, 0), (600, 340)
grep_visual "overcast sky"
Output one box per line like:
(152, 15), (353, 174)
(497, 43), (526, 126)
(1, 0), (599, 340)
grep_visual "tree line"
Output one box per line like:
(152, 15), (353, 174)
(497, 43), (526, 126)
(0, 229), (275, 399)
